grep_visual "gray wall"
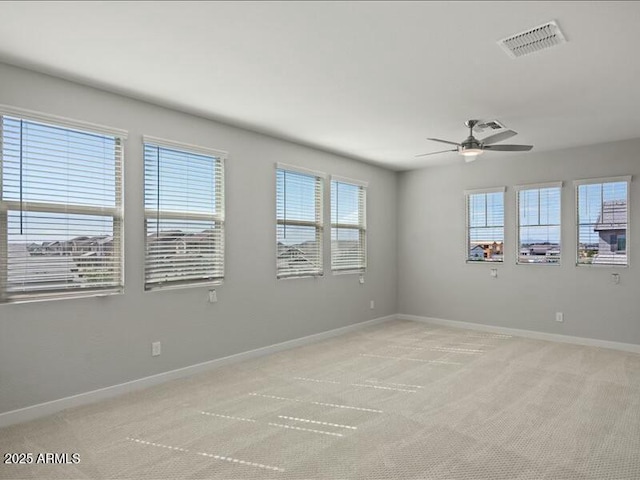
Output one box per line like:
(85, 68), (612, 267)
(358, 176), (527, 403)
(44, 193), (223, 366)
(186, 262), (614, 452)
(0, 63), (398, 414)
(398, 138), (640, 345)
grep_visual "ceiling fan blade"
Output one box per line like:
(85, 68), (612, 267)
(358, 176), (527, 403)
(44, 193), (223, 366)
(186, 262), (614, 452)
(415, 149), (458, 157)
(427, 138), (461, 146)
(481, 129), (517, 145)
(483, 144), (533, 152)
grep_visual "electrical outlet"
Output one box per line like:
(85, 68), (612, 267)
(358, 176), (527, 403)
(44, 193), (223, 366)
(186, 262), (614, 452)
(611, 273), (620, 285)
(152, 341), (161, 356)
(359, 275), (365, 285)
(208, 289), (217, 303)
(370, 300), (375, 310)
(490, 268), (498, 278)
(555, 312), (564, 323)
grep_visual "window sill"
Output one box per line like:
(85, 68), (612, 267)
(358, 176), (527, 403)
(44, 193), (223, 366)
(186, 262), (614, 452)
(332, 269), (365, 276)
(2, 288), (123, 306)
(465, 260), (504, 264)
(575, 262), (629, 268)
(516, 261), (562, 266)
(277, 273), (324, 280)
(145, 280), (223, 292)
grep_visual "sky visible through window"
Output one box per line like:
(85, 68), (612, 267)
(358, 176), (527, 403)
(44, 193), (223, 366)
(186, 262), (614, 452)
(468, 192), (504, 244)
(3, 116), (117, 243)
(467, 184), (627, 246)
(331, 181), (361, 242)
(144, 144), (219, 235)
(578, 182), (627, 244)
(276, 169), (320, 246)
(2, 120), (627, 250)
(519, 187), (560, 244)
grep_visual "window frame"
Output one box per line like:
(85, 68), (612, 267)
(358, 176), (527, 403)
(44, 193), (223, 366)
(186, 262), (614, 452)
(142, 135), (226, 291)
(574, 175), (631, 268)
(514, 181), (563, 266)
(330, 175), (368, 274)
(0, 104), (127, 304)
(464, 186), (506, 264)
(275, 162), (325, 279)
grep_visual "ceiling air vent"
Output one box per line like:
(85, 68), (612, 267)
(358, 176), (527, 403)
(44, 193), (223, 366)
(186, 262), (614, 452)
(474, 120), (507, 140)
(498, 20), (566, 58)
(474, 120), (506, 133)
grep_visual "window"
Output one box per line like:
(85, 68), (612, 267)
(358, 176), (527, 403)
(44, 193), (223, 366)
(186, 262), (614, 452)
(276, 164), (324, 278)
(575, 176), (630, 266)
(331, 177), (367, 272)
(516, 183), (562, 264)
(143, 137), (225, 290)
(0, 108), (125, 303)
(465, 187), (505, 262)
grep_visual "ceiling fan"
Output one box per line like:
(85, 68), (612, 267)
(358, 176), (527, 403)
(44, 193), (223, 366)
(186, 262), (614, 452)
(417, 119), (533, 162)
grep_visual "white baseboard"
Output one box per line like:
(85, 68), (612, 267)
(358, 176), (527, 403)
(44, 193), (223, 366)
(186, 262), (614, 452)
(0, 315), (395, 429)
(398, 314), (640, 354)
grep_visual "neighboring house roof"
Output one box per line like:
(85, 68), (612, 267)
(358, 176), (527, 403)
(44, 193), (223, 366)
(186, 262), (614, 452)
(185, 231), (216, 246)
(70, 236), (91, 243)
(594, 200), (627, 231)
(277, 245), (317, 270)
(278, 241), (319, 258)
(95, 236), (113, 246)
(277, 245), (309, 260)
(147, 230), (185, 239)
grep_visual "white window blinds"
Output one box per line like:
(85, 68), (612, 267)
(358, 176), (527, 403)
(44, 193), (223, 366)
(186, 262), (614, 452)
(0, 113), (125, 302)
(576, 177), (629, 266)
(331, 177), (367, 272)
(276, 165), (324, 278)
(516, 183), (562, 264)
(144, 138), (225, 289)
(466, 188), (505, 262)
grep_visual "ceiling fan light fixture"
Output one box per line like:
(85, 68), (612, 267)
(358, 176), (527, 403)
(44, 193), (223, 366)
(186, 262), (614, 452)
(460, 147), (484, 159)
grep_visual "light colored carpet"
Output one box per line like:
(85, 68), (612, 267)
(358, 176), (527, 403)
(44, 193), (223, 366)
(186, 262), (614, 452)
(1, 319), (639, 479)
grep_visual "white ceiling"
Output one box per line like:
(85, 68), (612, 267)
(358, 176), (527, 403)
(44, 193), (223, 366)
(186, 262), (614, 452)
(1, 1), (639, 170)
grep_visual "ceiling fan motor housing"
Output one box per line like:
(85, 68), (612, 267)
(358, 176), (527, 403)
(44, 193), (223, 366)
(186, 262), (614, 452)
(461, 136), (482, 150)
